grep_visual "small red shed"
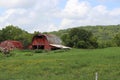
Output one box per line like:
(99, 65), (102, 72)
(0, 40), (23, 50)
(30, 33), (70, 50)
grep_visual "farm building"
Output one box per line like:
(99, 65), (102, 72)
(0, 40), (23, 50)
(29, 33), (70, 50)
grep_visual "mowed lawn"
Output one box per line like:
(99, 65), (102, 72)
(0, 47), (120, 80)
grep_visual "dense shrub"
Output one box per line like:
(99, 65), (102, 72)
(114, 33), (120, 46)
(24, 53), (33, 56)
(34, 49), (44, 53)
(98, 40), (117, 48)
(61, 28), (98, 49)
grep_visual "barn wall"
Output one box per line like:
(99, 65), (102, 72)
(32, 36), (51, 50)
(11, 41), (23, 49)
(0, 40), (23, 50)
(31, 34), (63, 50)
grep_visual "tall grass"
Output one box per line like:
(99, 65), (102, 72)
(0, 47), (120, 80)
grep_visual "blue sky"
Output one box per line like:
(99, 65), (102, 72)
(0, 0), (120, 33)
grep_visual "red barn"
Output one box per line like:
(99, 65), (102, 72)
(30, 34), (70, 50)
(0, 40), (23, 50)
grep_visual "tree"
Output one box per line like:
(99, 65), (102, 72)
(0, 25), (33, 48)
(61, 33), (73, 47)
(61, 28), (98, 48)
(114, 33), (120, 46)
(0, 30), (3, 42)
(1, 25), (23, 40)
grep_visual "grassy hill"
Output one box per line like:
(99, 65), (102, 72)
(50, 25), (120, 42)
(0, 47), (120, 80)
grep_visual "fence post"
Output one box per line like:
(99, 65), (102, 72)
(95, 72), (98, 80)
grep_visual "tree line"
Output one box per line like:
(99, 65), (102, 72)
(0, 25), (33, 48)
(0, 25), (120, 49)
(51, 25), (120, 48)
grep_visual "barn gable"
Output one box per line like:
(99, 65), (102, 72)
(30, 33), (69, 50)
(32, 34), (50, 50)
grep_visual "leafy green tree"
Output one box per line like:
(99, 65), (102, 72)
(77, 41), (87, 48)
(114, 33), (120, 46)
(1, 25), (23, 40)
(61, 28), (98, 48)
(61, 33), (73, 47)
(0, 30), (3, 42)
(0, 25), (33, 48)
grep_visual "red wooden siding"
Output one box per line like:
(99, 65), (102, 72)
(30, 34), (62, 50)
(0, 40), (23, 50)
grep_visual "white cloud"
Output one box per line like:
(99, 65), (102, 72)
(110, 8), (120, 16)
(0, 0), (120, 32)
(59, 0), (90, 19)
(97, 0), (120, 2)
(0, 0), (36, 8)
(0, 8), (33, 25)
(26, 24), (58, 33)
(47, 24), (58, 32)
(59, 0), (120, 29)
(0, 0), (60, 32)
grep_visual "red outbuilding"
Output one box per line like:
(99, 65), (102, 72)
(30, 33), (70, 50)
(0, 40), (23, 50)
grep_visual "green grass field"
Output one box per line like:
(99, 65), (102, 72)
(0, 47), (120, 80)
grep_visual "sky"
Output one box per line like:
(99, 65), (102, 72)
(0, 0), (120, 33)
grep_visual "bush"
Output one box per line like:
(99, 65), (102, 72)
(61, 28), (98, 49)
(25, 53), (34, 56)
(98, 40), (117, 48)
(114, 33), (120, 46)
(34, 49), (44, 53)
(76, 41), (87, 48)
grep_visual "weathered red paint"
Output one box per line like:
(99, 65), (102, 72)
(0, 40), (23, 50)
(31, 34), (51, 50)
(30, 34), (61, 50)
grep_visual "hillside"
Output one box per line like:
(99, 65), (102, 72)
(50, 25), (120, 42)
(0, 47), (120, 80)
(0, 25), (120, 48)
